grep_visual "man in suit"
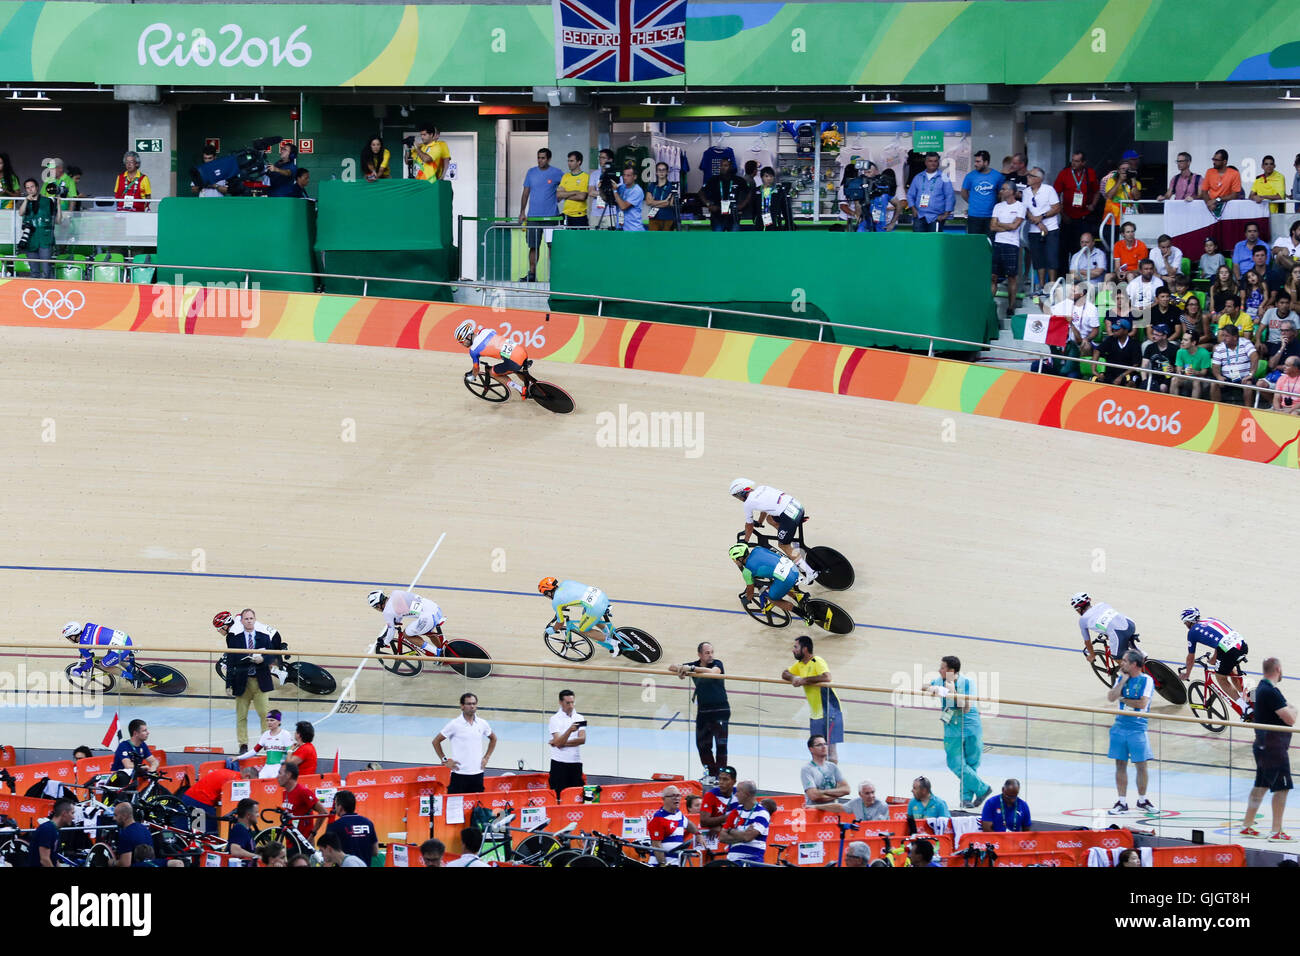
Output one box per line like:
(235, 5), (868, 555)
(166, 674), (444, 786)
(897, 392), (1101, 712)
(214, 609), (283, 754)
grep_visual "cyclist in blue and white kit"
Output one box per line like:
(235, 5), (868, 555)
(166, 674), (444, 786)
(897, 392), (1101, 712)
(1072, 593), (1141, 662)
(729, 478), (818, 585)
(1178, 608), (1252, 717)
(538, 577), (619, 656)
(368, 589), (445, 655)
(63, 621), (140, 686)
(730, 543), (810, 624)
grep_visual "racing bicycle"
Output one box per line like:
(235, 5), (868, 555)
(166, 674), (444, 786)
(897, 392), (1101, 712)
(252, 805), (325, 863)
(376, 625), (492, 680)
(214, 654), (338, 696)
(738, 582), (855, 634)
(738, 520), (854, 592)
(1084, 636), (1187, 706)
(1187, 652), (1250, 733)
(63, 651), (188, 696)
(541, 610), (662, 665)
(464, 358), (574, 414)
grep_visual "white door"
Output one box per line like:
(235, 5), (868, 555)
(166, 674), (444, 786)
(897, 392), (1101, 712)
(400, 130), (478, 281)
(506, 131), (549, 218)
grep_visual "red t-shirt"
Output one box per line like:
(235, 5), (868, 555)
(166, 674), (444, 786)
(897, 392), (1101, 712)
(292, 743), (318, 777)
(186, 768), (239, 806)
(282, 784), (320, 838)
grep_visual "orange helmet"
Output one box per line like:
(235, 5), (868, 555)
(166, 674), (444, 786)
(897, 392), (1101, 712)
(538, 577), (559, 595)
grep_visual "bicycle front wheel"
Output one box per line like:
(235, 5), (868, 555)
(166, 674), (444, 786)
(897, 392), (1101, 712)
(64, 662), (114, 693)
(1188, 680), (1229, 733)
(1143, 659), (1187, 705)
(544, 628), (594, 662)
(138, 663), (188, 696)
(1088, 639), (1118, 688)
(378, 636), (425, 677)
(464, 371), (510, 403)
(442, 639), (492, 680)
(741, 593), (791, 628)
(802, 599), (855, 635)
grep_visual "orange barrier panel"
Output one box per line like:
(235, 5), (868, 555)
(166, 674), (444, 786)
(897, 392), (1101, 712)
(1152, 845), (1246, 867)
(75, 755), (113, 783)
(385, 843), (424, 867)
(345, 766), (448, 789)
(427, 789), (562, 851)
(6, 760), (75, 795)
(198, 759), (229, 779)
(765, 830), (954, 865)
(484, 773), (551, 792)
(156, 764), (196, 792)
(769, 809), (910, 840)
(150, 749), (168, 767)
(300, 773), (341, 791)
(956, 829), (1133, 854)
(0, 793), (54, 828)
(217, 778), (284, 838)
(560, 780), (703, 804)
(421, 796), (653, 854)
(184, 746), (224, 754)
(988, 850), (1083, 867)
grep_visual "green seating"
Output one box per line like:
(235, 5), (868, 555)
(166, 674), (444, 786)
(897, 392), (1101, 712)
(12, 253), (30, 276)
(92, 252), (125, 283)
(55, 254), (87, 281)
(129, 254), (155, 284)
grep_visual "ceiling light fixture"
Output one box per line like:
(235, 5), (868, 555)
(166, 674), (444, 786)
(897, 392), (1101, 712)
(857, 93), (901, 104)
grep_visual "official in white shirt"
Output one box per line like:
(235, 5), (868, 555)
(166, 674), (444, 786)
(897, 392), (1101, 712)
(547, 689), (586, 800)
(433, 693), (497, 795)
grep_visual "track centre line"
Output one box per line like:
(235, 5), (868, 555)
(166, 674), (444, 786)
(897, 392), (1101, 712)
(2, 564), (1276, 679)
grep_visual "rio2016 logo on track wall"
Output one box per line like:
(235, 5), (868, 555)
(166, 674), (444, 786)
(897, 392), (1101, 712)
(138, 23), (312, 69)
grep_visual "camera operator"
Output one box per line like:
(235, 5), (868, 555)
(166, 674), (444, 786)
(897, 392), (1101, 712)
(752, 166), (794, 231)
(592, 148), (617, 228)
(700, 157), (748, 232)
(191, 144), (228, 197)
(1102, 151), (1142, 224)
(612, 165), (646, 231)
(113, 152), (151, 212)
(45, 158), (77, 212)
(266, 141), (298, 198)
(644, 161), (679, 231)
(850, 163), (899, 232)
(17, 177), (59, 278)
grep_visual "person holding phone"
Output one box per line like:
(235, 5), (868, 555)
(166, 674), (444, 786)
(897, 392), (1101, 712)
(548, 689), (587, 800)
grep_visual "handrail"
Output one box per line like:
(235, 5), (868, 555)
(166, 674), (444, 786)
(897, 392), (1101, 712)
(13, 640), (1292, 732)
(0, 255), (1286, 404)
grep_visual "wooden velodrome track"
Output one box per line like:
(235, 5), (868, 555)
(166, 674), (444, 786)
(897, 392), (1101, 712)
(2, 323), (1295, 836)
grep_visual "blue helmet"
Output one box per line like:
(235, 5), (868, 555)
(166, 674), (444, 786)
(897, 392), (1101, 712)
(1179, 607), (1200, 624)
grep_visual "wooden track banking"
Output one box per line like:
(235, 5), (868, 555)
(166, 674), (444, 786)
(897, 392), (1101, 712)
(2, 325), (1295, 775)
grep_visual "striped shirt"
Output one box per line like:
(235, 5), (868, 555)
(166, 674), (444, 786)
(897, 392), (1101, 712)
(1212, 341), (1257, 381)
(647, 809), (688, 866)
(724, 804), (770, 865)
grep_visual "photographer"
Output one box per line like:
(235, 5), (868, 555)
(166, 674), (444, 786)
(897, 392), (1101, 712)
(46, 158), (77, 212)
(752, 166), (794, 231)
(191, 144), (228, 197)
(592, 148), (617, 228)
(612, 165), (645, 231)
(699, 157), (748, 232)
(644, 161), (679, 231)
(1102, 152), (1142, 224)
(266, 141), (298, 198)
(849, 162), (899, 232)
(113, 152), (150, 212)
(17, 177), (59, 278)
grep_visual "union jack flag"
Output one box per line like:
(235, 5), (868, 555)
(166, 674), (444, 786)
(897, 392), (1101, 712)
(553, 0), (687, 83)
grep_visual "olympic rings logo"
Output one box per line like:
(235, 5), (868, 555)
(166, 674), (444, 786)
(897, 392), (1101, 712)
(22, 287), (85, 320)
(566, 811), (584, 821)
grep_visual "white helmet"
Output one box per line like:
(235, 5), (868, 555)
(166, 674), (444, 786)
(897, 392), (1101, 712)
(729, 478), (755, 499)
(367, 590), (386, 609)
(454, 320), (476, 346)
(62, 621), (83, 639)
(1069, 592), (1091, 611)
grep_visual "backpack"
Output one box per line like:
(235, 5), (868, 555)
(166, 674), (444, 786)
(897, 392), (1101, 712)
(470, 805), (495, 832)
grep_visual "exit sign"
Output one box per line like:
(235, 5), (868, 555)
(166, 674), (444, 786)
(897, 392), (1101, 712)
(134, 139), (162, 153)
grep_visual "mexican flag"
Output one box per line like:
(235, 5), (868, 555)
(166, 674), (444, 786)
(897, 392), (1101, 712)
(1022, 312), (1070, 347)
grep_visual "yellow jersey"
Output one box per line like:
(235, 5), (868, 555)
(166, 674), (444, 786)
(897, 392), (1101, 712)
(790, 656), (834, 718)
(559, 171), (591, 218)
(413, 139), (451, 181)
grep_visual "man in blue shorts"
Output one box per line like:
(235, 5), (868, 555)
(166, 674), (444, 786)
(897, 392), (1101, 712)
(1106, 649), (1157, 815)
(538, 576), (619, 656)
(782, 635), (845, 761)
(729, 542), (810, 623)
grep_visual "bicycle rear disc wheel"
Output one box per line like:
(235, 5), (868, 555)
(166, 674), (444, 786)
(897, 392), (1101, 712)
(544, 629), (594, 662)
(138, 793), (188, 828)
(443, 639), (492, 680)
(1088, 640), (1118, 688)
(139, 663), (188, 696)
(464, 371), (510, 403)
(616, 627), (661, 664)
(1143, 659), (1186, 705)
(1187, 681), (1229, 733)
(288, 662), (337, 696)
(566, 853), (607, 867)
(741, 593), (791, 628)
(806, 546), (854, 591)
(529, 380), (574, 414)
(802, 599), (855, 635)
(64, 662), (114, 693)
(513, 835), (559, 862)
(378, 636), (424, 677)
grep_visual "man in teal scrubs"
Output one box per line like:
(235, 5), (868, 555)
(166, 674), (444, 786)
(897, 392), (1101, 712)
(926, 655), (992, 809)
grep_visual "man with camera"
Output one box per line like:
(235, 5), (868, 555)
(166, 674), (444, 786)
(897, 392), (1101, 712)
(17, 177), (59, 278)
(46, 158), (78, 212)
(191, 144), (228, 197)
(547, 689), (586, 799)
(408, 125), (450, 182)
(612, 165), (646, 231)
(265, 141), (299, 198)
(592, 148), (617, 228)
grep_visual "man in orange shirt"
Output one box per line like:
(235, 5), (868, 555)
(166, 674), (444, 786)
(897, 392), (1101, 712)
(179, 763), (258, 834)
(1199, 149), (1243, 213)
(1113, 221), (1149, 281)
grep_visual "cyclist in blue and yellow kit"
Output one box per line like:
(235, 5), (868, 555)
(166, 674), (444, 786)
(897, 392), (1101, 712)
(729, 543), (810, 624)
(539, 577), (619, 656)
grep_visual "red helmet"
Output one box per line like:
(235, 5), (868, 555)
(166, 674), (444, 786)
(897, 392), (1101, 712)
(538, 577), (559, 595)
(212, 611), (234, 630)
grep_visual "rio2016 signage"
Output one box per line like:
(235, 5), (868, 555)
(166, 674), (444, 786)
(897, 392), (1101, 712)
(137, 23), (312, 70)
